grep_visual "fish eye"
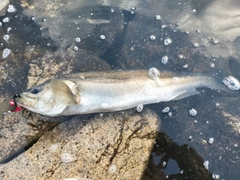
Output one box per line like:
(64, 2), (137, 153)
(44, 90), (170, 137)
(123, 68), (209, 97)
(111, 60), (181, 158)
(31, 88), (39, 94)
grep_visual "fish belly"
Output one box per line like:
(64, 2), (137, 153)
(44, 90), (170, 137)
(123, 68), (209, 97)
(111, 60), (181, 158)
(62, 78), (169, 115)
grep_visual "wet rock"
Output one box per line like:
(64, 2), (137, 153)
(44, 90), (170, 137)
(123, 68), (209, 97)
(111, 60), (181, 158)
(112, 13), (194, 71)
(148, 94), (240, 180)
(26, 47), (111, 88)
(143, 132), (213, 180)
(22, 1), (125, 57)
(0, 0), (9, 16)
(0, 65), (29, 95)
(223, 111), (240, 134)
(0, 110), (60, 164)
(0, 109), (159, 180)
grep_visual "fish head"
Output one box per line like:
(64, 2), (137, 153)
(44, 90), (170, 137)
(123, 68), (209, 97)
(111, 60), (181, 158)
(16, 80), (67, 116)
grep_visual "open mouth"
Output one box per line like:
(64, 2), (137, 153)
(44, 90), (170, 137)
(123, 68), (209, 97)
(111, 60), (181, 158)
(14, 93), (33, 107)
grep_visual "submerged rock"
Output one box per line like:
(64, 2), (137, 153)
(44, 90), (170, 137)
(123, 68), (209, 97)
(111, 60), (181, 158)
(0, 109), (159, 179)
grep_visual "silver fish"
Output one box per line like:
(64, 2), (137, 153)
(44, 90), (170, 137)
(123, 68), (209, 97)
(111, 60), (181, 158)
(16, 68), (224, 116)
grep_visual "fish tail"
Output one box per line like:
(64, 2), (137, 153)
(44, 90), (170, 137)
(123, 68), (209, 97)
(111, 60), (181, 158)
(202, 71), (228, 91)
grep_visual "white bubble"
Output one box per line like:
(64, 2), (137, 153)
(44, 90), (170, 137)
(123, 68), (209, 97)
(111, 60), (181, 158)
(31, 16), (36, 21)
(150, 35), (156, 40)
(155, 15), (161, 20)
(3, 17), (10, 23)
(130, 6), (136, 11)
(192, 42), (199, 48)
(183, 64), (188, 69)
(162, 161), (166, 167)
(0, 22), (2, 26)
(223, 76), (240, 90)
(188, 136), (193, 140)
(180, 170), (184, 174)
(61, 153), (75, 163)
(210, 63), (215, 68)
(2, 48), (11, 59)
(164, 38), (172, 46)
(208, 138), (214, 144)
(7, 27), (12, 33)
(148, 67), (160, 80)
(212, 39), (219, 45)
(161, 55), (168, 64)
(49, 144), (59, 152)
(136, 104), (143, 112)
(3, 34), (10, 42)
(194, 120), (197, 124)
(189, 108), (197, 117)
(161, 25), (167, 29)
(168, 112), (172, 117)
(178, 54), (184, 59)
(212, 174), (220, 179)
(203, 160), (209, 170)
(108, 164), (117, 173)
(100, 35), (105, 39)
(162, 107), (170, 113)
(75, 37), (81, 42)
(73, 46), (78, 51)
(196, 29), (201, 34)
(192, 9), (196, 13)
(7, 5), (17, 13)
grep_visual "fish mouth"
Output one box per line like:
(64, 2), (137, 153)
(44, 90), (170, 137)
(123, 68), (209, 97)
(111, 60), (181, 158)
(15, 93), (37, 108)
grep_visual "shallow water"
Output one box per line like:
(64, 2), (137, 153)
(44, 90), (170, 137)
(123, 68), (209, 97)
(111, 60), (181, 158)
(0, 0), (240, 179)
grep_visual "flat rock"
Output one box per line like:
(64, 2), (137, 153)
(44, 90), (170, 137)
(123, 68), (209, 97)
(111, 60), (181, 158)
(0, 109), (60, 164)
(0, 108), (160, 180)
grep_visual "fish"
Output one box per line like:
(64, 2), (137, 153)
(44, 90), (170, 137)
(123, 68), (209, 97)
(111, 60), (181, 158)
(15, 68), (224, 116)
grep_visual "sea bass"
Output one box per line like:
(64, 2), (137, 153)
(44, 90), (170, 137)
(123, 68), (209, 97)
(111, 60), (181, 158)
(16, 68), (224, 116)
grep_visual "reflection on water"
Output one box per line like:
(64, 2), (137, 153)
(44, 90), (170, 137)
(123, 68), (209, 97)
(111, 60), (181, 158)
(0, 0), (240, 179)
(143, 132), (213, 180)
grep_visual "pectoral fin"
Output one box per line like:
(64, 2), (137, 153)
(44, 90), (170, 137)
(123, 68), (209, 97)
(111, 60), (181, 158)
(50, 79), (80, 105)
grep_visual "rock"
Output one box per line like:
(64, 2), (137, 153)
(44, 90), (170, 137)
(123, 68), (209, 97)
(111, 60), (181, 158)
(0, 108), (160, 179)
(143, 132), (213, 180)
(0, 0), (9, 16)
(147, 94), (240, 180)
(26, 48), (111, 88)
(0, 110), (60, 164)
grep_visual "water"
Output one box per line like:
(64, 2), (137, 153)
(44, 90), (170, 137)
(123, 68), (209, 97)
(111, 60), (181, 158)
(0, 0), (240, 179)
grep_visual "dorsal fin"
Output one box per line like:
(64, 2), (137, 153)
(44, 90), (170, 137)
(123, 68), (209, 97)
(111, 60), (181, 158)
(50, 79), (79, 105)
